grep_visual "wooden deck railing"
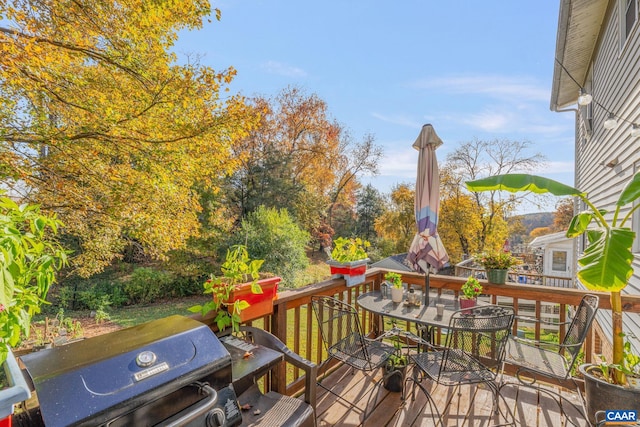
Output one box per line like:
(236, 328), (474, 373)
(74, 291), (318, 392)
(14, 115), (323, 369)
(455, 264), (574, 288)
(232, 267), (640, 399)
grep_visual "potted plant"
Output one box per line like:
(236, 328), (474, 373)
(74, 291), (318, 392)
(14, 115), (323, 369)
(383, 321), (409, 392)
(327, 237), (370, 287)
(475, 251), (521, 284)
(460, 276), (483, 311)
(189, 245), (280, 332)
(466, 172), (640, 423)
(0, 195), (67, 425)
(384, 271), (404, 303)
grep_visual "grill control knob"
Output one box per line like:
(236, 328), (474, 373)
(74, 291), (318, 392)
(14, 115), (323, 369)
(206, 408), (225, 426)
(135, 351), (157, 367)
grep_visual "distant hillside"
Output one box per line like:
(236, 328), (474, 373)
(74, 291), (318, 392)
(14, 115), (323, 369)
(517, 212), (554, 233)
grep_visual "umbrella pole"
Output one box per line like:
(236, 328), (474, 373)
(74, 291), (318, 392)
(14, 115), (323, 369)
(424, 264), (430, 307)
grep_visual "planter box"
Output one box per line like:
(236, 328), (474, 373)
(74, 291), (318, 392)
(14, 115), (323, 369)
(0, 349), (31, 427)
(228, 276), (280, 323)
(327, 259), (369, 287)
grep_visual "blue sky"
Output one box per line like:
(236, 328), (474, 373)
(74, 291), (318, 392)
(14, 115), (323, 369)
(175, 1), (574, 203)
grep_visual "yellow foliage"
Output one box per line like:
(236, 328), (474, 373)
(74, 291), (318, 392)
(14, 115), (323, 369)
(374, 184), (415, 252)
(0, 1), (257, 275)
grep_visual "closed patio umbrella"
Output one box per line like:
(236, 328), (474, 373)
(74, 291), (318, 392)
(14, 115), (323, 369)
(407, 124), (449, 306)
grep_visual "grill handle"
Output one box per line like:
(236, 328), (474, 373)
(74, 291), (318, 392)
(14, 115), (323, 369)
(155, 382), (218, 427)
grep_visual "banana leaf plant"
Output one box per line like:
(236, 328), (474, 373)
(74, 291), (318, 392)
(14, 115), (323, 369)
(466, 172), (640, 384)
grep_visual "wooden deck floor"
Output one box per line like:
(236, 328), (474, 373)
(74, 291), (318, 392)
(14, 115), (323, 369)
(313, 364), (589, 427)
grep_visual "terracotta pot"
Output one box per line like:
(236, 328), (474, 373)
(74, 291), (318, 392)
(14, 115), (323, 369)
(579, 364), (640, 425)
(227, 276), (280, 323)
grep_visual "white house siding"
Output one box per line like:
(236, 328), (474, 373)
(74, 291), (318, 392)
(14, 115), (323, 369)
(556, 0), (640, 353)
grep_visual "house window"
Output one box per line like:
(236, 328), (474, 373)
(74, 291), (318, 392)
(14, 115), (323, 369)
(621, 0), (638, 45)
(551, 251), (568, 272)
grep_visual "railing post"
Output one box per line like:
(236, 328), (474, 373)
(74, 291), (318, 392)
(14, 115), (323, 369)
(270, 299), (288, 394)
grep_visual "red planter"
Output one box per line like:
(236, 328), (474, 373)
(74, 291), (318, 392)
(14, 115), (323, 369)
(228, 276), (280, 323)
(327, 259), (369, 287)
(459, 298), (476, 314)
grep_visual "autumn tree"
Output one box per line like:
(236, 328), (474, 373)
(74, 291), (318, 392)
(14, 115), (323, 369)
(0, 1), (257, 276)
(374, 184), (415, 254)
(530, 227), (552, 238)
(438, 168), (483, 262)
(445, 138), (545, 253)
(552, 197), (574, 231)
(227, 86), (382, 235)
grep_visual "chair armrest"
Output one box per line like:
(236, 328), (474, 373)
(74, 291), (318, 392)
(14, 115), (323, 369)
(240, 326), (317, 409)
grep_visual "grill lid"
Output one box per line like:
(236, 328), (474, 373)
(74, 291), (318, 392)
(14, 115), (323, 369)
(20, 315), (230, 427)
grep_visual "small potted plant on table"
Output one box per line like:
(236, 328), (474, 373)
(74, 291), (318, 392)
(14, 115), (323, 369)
(475, 251), (520, 284)
(327, 237), (370, 287)
(384, 271), (404, 303)
(190, 245), (280, 332)
(460, 276), (483, 312)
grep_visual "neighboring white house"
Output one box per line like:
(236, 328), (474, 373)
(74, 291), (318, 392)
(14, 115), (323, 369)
(551, 0), (640, 356)
(529, 232), (574, 280)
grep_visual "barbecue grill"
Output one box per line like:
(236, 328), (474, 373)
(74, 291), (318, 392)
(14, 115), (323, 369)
(13, 315), (242, 427)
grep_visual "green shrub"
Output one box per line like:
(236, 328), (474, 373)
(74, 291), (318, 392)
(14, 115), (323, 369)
(124, 267), (172, 305)
(232, 206), (310, 288)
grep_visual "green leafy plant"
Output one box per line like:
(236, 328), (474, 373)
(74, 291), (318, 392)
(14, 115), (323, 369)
(330, 237), (370, 263)
(475, 251), (521, 270)
(467, 172), (640, 385)
(0, 195), (68, 363)
(385, 320), (409, 368)
(461, 276), (483, 299)
(384, 271), (403, 289)
(601, 333), (640, 382)
(189, 245), (265, 332)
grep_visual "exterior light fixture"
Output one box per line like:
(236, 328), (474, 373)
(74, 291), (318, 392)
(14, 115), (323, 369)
(603, 113), (618, 130)
(578, 88), (592, 106)
(632, 124), (640, 137)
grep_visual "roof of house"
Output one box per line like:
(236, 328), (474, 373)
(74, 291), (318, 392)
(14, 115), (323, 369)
(550, 0), (609, 110)
(529, 231), (572, 248)
(370, 253), (414, 272)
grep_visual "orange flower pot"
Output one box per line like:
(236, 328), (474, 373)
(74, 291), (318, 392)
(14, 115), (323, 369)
(227, 276), (280, 323)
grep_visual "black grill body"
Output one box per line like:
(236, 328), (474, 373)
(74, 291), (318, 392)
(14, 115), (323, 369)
(15, 315), (241, 427)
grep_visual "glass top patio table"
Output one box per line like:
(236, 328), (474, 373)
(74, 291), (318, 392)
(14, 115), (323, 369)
(357, 290), (464, 329)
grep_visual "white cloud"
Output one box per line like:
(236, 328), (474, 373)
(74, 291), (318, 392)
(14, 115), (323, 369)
(411, 74), (549, 102)
(261, 60), (307, 77)
(531, 160), (575, 176)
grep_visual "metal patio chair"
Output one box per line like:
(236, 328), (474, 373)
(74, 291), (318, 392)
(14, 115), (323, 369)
(500, 294), (599, 427)
(406, 305), (515, 427)
(310, 295), (396, 421)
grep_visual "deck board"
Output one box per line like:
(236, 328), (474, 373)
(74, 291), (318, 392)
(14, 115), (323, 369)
(313, 365), (590, 426)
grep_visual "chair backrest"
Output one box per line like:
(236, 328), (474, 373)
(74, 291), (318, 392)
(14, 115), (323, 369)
(561, 294), (599, 367)
(310, 296), (371, 365)
(442, 305), (515, 375)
